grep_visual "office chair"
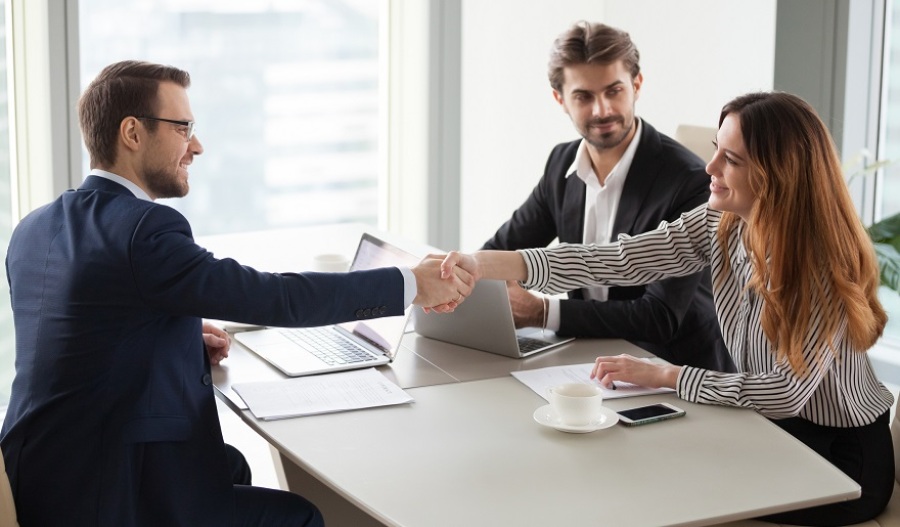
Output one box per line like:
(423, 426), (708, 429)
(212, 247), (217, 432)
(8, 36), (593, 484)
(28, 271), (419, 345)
(674, 124), (717, 164)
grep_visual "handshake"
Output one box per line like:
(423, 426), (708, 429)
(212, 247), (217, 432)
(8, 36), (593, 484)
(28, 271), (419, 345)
(409, 251), (485, 312)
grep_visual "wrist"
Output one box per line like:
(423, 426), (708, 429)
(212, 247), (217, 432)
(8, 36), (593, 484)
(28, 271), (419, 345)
(661, 365), (681, 389)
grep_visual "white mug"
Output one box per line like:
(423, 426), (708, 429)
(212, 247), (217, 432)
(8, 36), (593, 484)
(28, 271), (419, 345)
(547, 383), (604, 426)
(311, 253), (350, 273)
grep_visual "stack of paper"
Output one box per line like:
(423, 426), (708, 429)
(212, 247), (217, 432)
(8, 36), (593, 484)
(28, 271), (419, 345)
(511, 362), (674, 401)
(233, 368), (413, 420)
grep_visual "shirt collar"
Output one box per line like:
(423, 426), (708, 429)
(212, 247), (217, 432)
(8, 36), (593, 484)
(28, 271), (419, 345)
(566, 118), (643, 183)
(88, 170), (153, 202)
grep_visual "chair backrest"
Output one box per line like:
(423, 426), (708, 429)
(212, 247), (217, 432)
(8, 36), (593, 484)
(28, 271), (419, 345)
(674, 124), (717, 163)
(0, 447), (18, 527)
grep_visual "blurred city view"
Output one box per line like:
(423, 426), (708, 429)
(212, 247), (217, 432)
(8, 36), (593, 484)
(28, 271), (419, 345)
(79, 0), (381, 236)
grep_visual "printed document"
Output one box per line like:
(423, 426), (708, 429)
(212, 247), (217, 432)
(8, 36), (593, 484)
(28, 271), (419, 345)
(233, 368), (413, 420)
(511, 362), (674, 401)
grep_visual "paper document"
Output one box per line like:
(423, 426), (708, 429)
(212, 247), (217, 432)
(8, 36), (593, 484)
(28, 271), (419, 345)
(511, 362), (674, 401)
(233, 368), (413, 420)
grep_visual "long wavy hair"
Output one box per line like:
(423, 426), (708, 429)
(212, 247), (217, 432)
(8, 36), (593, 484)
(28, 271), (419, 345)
(715, 92), (886, 373)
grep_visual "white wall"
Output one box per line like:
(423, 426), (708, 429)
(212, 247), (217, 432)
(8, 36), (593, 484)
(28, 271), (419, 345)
(458, 0), (776, 249)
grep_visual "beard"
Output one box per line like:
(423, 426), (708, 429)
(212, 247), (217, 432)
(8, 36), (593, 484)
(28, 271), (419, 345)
(143, 166), (189, 199)
(583, 115), (635, 150)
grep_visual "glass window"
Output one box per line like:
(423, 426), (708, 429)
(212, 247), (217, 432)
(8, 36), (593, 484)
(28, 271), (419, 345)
(0, 0), (14, 407)
(879, 1), (900, 346)
(78, 0), (381, 236)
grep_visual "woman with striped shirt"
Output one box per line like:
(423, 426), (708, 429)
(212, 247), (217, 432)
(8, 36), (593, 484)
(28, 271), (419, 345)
(441, 92), (894, 526)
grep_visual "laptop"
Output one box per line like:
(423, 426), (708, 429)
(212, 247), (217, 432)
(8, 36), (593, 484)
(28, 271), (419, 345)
(235, 233), (420, 377)
(413, 279), (574, 358)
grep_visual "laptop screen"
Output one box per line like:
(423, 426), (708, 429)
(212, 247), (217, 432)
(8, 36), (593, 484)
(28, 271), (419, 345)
(336, 233), (420, 358)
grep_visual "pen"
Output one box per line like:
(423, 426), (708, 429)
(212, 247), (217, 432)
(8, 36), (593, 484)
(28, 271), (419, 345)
(609, 381), (617, 391)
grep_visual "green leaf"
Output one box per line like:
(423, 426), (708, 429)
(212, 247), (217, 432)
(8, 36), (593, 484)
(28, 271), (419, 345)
(868, 212), (900, 245)
(874, 242), (900, 292)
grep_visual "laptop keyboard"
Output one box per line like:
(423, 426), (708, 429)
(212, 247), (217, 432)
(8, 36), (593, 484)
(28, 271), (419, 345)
(279, 328), (377, 365)
(517, 336), (551, 353)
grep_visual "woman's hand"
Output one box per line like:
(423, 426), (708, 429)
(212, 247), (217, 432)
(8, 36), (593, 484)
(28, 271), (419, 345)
(590, 354), (681, 390)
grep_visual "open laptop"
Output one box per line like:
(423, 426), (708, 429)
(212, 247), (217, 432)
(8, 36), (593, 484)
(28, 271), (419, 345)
(413, 279), (574, 358)
(234, 233), (419, 377)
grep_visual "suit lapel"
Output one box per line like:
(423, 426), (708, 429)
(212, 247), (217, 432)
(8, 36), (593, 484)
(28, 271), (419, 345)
(561, 168), (587, 244)
(612, 121), (663, 238)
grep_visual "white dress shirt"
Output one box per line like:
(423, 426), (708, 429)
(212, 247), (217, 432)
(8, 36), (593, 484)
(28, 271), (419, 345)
(546, 119), (642, 330)
(520, 204), (893, 427)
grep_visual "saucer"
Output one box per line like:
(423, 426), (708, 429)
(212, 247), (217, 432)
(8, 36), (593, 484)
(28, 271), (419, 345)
(533, 405), (619, 433)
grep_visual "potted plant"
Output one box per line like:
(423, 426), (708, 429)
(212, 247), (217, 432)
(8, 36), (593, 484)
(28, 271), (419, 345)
(870, 213), (900, 292)
(846, 153), (900, 292)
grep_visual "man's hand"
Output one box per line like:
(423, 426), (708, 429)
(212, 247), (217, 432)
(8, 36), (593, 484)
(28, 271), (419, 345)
(412, 256), (474, 311)
(203, 322), (231, 366)
(506, 281), (544, 328)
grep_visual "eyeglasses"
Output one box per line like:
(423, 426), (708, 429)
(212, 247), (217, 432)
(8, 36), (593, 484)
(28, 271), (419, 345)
(136, 116), (196, 142)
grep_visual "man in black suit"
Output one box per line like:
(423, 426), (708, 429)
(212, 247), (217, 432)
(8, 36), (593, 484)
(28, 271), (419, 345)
(482, 22), (732, 371)
(1, 60), (471, 527)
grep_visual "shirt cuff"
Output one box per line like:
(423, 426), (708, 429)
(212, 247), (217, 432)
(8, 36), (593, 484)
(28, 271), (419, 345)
(517, 248), (551, 291)
(398, 266), (416, 308)
(676, 366), (707, 403)
(546, 298), (561, 331)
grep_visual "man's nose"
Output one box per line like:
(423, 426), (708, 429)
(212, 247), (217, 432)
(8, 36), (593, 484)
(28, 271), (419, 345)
(593, 97), (612, 117)
(190, 135), (204, 155)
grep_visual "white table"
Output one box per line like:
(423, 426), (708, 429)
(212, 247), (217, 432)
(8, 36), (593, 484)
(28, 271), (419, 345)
(202, 225), (861, 527)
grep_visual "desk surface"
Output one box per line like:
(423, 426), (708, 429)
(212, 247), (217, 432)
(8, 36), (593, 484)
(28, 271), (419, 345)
(202, 224), (860, 527)
(260, 377), (858, 527)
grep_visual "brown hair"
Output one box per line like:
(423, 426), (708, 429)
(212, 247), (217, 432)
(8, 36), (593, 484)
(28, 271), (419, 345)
(77, 60), (190, 168)
(547, 21), (640, 92)
(715, 92), (886, 372)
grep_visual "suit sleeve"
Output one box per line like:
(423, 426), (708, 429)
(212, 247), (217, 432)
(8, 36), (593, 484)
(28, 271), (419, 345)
(559, 160), (712, 343)
(128, 205), (405, 327)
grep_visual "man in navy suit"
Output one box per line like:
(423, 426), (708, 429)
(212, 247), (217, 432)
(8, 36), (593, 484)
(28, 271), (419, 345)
(1, 60), (472, 526)
(482, 22), (732, 372)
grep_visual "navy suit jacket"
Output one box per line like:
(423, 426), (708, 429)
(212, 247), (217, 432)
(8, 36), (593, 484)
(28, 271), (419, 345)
(1, 176), (405, 526)
(482, 121), (733, 371)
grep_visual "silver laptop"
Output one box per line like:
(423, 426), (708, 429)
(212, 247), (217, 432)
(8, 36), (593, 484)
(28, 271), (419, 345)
(413, 279), (574, 358)
(235, 233), (419, 377)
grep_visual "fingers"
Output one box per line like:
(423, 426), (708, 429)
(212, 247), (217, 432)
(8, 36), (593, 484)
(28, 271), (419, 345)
(440, 252), (461, 279)
(202, 322), (227, 339)
(451, 266), (475, 298)
(591, 355), (626, 389)
(203, 332), (231, 351)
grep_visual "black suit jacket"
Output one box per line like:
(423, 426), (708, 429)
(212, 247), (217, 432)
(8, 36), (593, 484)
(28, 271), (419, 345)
(1, 176), (406, 526)
(483, 121), (732, 371)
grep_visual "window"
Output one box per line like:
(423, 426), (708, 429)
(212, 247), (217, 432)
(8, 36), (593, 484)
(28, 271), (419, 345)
(878, 1), (900, 346)
(79, 0), (381, 237)
(0, 0), (14, 407)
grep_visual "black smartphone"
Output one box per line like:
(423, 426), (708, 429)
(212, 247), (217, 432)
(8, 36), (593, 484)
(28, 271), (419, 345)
(617, 403), (686, 426)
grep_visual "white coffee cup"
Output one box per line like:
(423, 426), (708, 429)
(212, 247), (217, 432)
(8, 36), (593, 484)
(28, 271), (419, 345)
(311, 253), (350, 273)
(547, 383), (604, 426)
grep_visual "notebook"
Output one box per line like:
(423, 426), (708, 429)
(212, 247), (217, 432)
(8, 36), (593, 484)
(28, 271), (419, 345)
(235, 233), (419, 377)
(413, 279), (574, 358)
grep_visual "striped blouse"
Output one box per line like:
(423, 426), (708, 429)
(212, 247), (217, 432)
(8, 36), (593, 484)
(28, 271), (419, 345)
(519, 204), (894, 427)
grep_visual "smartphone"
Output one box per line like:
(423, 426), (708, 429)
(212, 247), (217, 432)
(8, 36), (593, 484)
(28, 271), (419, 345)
(617, 403), (686, 426)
